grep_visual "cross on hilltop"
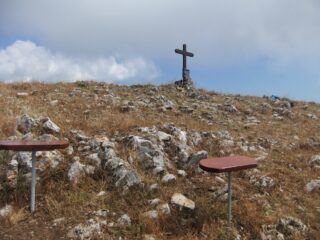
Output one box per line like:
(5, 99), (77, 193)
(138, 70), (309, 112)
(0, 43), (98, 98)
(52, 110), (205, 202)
(174, 43), (194, 88)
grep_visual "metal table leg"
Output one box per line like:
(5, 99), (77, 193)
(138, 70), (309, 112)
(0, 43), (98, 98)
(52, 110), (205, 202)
(31, 151), (36, 212)
(227, 172), (232, 226)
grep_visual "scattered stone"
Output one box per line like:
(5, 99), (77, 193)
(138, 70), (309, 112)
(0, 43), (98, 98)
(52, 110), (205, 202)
(85, 153), (101, 167)
(16, 92), (29, 98)
(36, 150), (64, 170)
(261, 225), (285, 240)
(97, 191), (106, 197)
(221, 104), (238, 113)
(305, 179), (320, 192)
(143, 234), (156, 240)
(153, 166), (165, 175)
(158, 203), (171, 215)
(38, 133), (58, 141)
(215, 176), (225, 184)
(53, 217), (65, 226)
(104, 157), (141, 188)
(261, 216), (306, 240)
(71, 130), (90, 141)
(171, 193), (195, 211)
(66, 145), (74, 155)
(16, 114), (37, 134)
(187, 150), (208, 166)
(67, 218), (106, 239)
(254, 176), (275, 189)
(13, 152), (32, 173)
(94, 209), (108, 218)
(41, 118), (60, 133)
(306, 113), (317, 120)
(50, 100), (59, 106)
(125, 135), (165, 171)
(161, 173), (176, 184)
(22, 132), (34, 140)
(143, 210), (158, 219)
(148, 198), (161, 207)
(68, 160), (95, 184)
(0, 204), (13, 217)
(157, 131), (172, 141)
(190, 132), (202, 147)
(276, 216), (306, 235)
(209, 185), (228, 200)
(177, 169), (187, 177)
(117, 214), (131, 227)
(309, 155), (320, 169)
(148, 183), (159, 193)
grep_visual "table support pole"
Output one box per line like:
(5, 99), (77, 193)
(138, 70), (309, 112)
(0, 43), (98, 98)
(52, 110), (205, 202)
(227, 172), (232, 227)
(31, 151), (36, 212)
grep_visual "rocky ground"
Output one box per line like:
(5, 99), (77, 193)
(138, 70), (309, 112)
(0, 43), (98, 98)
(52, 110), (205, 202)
(0, 81), (319, 239)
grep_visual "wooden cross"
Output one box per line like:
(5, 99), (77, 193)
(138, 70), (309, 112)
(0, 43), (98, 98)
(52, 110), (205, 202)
(175, 44), (194, 81)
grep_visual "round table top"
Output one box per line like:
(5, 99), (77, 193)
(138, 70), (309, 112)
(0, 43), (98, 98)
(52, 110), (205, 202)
(199, 156), (257, 173)
(0, 140), (69, 151)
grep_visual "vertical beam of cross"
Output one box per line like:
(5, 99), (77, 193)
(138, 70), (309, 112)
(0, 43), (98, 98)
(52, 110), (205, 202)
(183, 44), (187, 69)
(175, 44), (194, 81)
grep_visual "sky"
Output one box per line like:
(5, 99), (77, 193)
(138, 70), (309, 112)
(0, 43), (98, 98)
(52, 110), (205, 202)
(1, 0), (320, 101)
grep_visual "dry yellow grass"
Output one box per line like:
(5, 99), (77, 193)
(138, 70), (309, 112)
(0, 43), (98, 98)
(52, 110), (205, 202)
(8, 207), (27, 225)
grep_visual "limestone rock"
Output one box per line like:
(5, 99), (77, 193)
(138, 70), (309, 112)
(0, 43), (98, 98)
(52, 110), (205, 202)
(309, 155), (320, 168)
(143, 235), (156, 240)
(117, 214), (131, 227)
(16, 114), (37, 134)
(67, 218), (106, 239)
(148, 198), (161, 207)
(68, 160), (95, 184)
(157, 131), (172, 142)
(255, 176), (275, 189)
(157, 203), (171, 215)
(187, 150), (208, 166)
(221, 104), (238, 113)
(261, 225), (285, 240)
(38, 133), (58, 141)
(0, 204), (13, 217)
(125, 135), (165, 170)
(276, 216), (307, 236)
(6, 159), (18, 186)
(148, 183), (159, 193)
(171, 193), (195, 211)
(177, 169), (187, 177)
(37, 150), (64, 170)
(85, 153), (101, 167)
(13, 152), (32, 173)
(16, 92), (29, 97)
(161, 173), (176, 184)
(210, 185), (228, 200)
(306, 179), (320, 192)
(42, 118), (60, 133)
(104, 157), (141, 188)
(143, 210), (158, 219)
(50, 100), (59, 106)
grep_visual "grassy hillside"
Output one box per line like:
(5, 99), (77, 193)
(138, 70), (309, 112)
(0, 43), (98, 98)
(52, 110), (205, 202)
(0, 81), (319, 239)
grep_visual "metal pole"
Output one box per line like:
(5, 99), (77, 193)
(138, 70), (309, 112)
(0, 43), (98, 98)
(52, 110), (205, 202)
(31, 151), (36, 212)
(183, 44), (187, 69)
(227, 172), (232, 226)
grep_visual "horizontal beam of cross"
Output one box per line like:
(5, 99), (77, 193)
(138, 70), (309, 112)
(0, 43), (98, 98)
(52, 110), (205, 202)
(175, 49), (194, 57)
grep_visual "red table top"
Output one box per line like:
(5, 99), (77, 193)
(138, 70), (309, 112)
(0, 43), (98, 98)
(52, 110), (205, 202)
(0, 140), (69, 151)
(199, 156), (257, 173)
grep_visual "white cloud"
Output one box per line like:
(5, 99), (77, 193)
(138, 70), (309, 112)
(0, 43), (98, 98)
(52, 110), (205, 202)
(0, 40), (159, 82)
(1, 0), (320, 67)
